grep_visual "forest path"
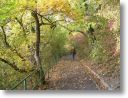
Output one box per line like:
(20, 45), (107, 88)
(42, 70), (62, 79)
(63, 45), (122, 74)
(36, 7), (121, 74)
(45, 55), (98, 90)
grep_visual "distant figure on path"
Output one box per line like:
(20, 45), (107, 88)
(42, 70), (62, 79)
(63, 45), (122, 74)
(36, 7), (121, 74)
(71, 48), (76, 60)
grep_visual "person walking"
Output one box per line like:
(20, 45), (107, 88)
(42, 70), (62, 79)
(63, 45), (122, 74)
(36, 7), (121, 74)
(71, 48), (76, 60)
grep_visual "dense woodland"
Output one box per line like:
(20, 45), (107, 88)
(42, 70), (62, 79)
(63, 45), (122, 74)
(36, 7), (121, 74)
(0, 0), (120, 90)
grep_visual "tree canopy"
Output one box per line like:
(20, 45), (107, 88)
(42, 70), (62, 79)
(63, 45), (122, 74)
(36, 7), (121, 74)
(0, 0), (120, 90)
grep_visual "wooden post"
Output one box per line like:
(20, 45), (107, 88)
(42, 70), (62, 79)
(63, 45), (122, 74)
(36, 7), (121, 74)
(39, 66), (45, 84)
(23, 79), (27, 90)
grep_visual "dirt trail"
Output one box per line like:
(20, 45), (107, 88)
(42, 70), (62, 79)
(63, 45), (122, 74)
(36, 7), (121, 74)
(45, 56), (98, 90)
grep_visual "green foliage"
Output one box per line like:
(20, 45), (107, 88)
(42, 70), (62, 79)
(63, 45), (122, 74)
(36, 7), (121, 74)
(40, 26), (68, 72)
(0, 0), (120, 89)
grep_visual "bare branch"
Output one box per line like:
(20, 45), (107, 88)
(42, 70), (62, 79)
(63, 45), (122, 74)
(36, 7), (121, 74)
(37, 13), (52, 23)
(15, 17), (26, 35)
(0, 26), (26, 61)
(58, 23), (87, 37)
(0, 58), (29, 73)
(0, 26), (10, 47)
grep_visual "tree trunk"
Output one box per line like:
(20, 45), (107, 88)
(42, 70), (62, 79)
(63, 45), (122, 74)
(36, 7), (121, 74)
(32, 11), (45, 85)
(33, 12), (41, 67)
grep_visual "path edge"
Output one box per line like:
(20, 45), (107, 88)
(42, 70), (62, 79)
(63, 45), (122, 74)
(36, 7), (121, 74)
(80, 60), (112, 91)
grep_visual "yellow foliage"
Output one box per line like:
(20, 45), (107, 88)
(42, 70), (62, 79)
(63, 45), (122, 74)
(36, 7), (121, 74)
(15, 0), (79, 19)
